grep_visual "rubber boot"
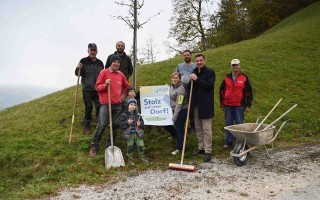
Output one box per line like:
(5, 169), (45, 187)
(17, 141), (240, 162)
(127, 153), (135, 166)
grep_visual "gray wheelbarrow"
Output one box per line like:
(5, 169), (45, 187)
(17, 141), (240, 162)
(225, 104), (297, 166)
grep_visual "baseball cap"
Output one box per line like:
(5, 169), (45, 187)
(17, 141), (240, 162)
(88, 43), (97, 49)
(231, 59), (240, 65)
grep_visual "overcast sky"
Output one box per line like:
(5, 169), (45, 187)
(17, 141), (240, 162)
(0, 0), (174, 90)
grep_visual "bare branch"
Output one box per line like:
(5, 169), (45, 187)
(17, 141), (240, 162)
(139, 10), (163, 28)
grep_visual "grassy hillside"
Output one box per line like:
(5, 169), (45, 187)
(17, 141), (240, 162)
(1, 2), (319, 199)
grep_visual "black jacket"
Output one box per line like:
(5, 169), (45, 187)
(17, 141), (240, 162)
(75, 57), (104, 90)
(188, 65), (215, 119)
(118, 110), (144, 140)
(106, 51), (133, 80)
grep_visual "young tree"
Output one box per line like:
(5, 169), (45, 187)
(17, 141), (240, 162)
(110, 0), (161, 87)
(139, 36), (158, 64)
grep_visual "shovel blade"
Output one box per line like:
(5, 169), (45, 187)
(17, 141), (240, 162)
(105, 146), (125, 169)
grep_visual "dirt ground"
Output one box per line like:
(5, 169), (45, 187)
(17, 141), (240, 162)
(50, 144), (320, 200)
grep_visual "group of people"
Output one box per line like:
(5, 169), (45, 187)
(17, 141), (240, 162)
(75, 42), (253, 164)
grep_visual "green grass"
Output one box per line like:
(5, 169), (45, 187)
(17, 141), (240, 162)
(1, 2), (320, 199)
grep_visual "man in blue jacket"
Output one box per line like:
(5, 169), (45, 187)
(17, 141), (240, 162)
(189, 54), (215, 162)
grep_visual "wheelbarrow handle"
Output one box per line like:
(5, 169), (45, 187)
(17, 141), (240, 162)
(263, 104), (297, 130)
(267, 120), (290, 144)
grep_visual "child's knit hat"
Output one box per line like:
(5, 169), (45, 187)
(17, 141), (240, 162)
(127, 98), (137, 106)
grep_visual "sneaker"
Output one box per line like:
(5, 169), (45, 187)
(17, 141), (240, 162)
(89, 148), (97, 156)
(128, 159), (135, 166)
(223, 144), (231, 149)
(84, 126), (90, 135)
(192, 149), (205, 156)
(139, 157), (149, 163)
(204, 153), (212, 162)
(171, 149), (180, 155)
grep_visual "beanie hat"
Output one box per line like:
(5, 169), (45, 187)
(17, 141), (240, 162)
(110, 54), (121, 63)
(127, 98), (137, 107)
(127, 86), (136, 93)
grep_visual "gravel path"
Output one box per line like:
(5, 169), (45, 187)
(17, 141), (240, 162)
(50, 144), (320, 200)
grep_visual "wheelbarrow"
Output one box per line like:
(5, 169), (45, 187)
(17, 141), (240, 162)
(224, 104), (297, 166)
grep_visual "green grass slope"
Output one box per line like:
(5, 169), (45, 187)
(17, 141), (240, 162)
(1, 2), (319, 199)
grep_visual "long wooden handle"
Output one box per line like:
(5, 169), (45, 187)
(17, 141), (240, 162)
(180, 80), (193, 165)
(69, 68), (81, 144)
(263, 104), (298, 130)
(108, 84), (114, 147)
(254, 98), (282, 132)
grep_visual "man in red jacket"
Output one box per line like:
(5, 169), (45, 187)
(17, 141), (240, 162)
(89, 54), (130, 156)
(220, 59), (253, 149)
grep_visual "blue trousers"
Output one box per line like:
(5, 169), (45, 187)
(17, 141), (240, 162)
(225, 106), (244, 145)
(175, 109), (188, 151)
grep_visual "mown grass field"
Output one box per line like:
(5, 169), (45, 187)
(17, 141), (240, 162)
(0, 2), (319, 199)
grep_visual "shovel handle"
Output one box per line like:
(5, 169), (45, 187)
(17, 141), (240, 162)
(108, 84), (114, 147)
(263, 104), (297, 130)
(253, 98), (282, 132)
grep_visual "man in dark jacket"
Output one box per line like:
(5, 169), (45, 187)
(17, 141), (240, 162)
(220, 59), (253, 149)
(75, 43), (104, 135)
(189, 54), (215, 162)
(105, 41), (133, 81)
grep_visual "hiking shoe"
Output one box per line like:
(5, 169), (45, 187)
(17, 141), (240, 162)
(128, 159), (135, 166)
(204, 153), (212, 162)
(139, 157), (149, 163)
(84, 126), (90, 135)
(89, 148), (97, 156)
(192, 150), (205, 156)
(171, 149), (180, 155)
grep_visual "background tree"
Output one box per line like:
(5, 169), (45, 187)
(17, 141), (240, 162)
(208, 0), (249, 47)
(168, 0), (213, 53)
(242, 0), (316, 36)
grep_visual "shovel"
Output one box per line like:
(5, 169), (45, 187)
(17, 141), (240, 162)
(105, 84), (125, 169)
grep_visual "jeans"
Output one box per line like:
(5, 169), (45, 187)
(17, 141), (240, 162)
(225, 106), (244, 144)
(163, 125), (177, 138)
(91, 104), (122, 150)
(82, 90), (100, 126)
(175, 109), (188, 151)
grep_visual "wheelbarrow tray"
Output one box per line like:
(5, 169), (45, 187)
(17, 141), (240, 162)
(224, 123), (276, 146)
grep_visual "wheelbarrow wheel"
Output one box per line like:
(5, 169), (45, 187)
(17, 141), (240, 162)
(233, 142), (249, 166)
